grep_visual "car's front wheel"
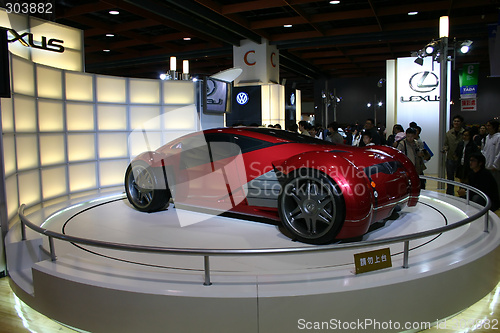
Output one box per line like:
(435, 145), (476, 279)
(278, 169), (345, 244)
(125, 161), (171, 212)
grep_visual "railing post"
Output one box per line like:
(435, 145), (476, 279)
(403, 241), (410, 269)
(48, 236), (57, 261)
(485, 212), (490, 233)
(203, 256), (212, 286)
(20, 220), (26, 241)
(466, 188), (470, 205)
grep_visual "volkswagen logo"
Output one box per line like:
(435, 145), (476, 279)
(236, 92), (249, 105)
(409, 71), (439, 93)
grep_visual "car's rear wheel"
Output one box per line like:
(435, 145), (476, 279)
(278, 169), (345, 244)
(125, 161), (171, 212)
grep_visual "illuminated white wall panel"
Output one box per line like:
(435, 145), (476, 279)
(15, 135), (39, 171)
(67, 134), (95, 162)
(66, 103), (95, 131)
(98, 133), (128, 159)
(163, 81), (195, 104)
(130, 79), (160, 104)
(13, 96), (36, 132)
(99, 160), (129, 187)
(11, 56), (34, 96)
(2, 135), (16, 176)
(295, 90), (302, 123)
(18, 170), (41, 207)
(38, 100), (64, 131)
(163, 105), (197, 130)
(37, 66), (63, 99)
(41, 166), (67, 200)
(69, 163), (96, 192)
(1, 98), (13, 132)
(393, 57), (451, 175)
(261, 84), (285, 127)
(5, 175), (19, 220)
(1, 53), (214, 228)
(128, 131), (163, 157)
(97, 105), (127, 130)
(39, 135), (65, 166)
(97, 76), (127, 103)
(66, 72), (94, 101)
(130, 106), (161, 130)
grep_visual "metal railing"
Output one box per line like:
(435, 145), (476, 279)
(17, 176), (492, 286)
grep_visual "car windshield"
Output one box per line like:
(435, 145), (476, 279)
(242, 127), (335, 145)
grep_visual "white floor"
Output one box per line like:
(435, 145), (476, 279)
(5, 190), (500, 333)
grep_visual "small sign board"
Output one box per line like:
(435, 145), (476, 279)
(354, 248), (392, 274)
(461, 98), (477, 111)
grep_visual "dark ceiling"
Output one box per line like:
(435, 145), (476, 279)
(40, 0), (500, 100)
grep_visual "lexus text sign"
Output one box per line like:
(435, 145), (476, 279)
(396, 57), (450, 175)
(0, 9), (83, 71)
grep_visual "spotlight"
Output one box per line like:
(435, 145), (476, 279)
(459, 40), (473, 54)
(414, 57), (424, 66)
(424, 41), (439, 56)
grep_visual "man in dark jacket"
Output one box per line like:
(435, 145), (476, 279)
(458, 152), (500, 211)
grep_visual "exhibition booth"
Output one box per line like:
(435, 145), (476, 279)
(1, 10), (500, 333)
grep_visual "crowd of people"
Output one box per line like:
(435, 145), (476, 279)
(278, 116), (500, 211)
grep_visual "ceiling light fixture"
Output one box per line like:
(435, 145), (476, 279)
(329, 1), (340, 4)
(439, 16), (449, 38)
(459, 40), (473, 54)
(284, 24), (293, 28)
(408, 11), (418, 16)
(109, 10), (120, 15)
(106, 33), (114, 37)
(183, 37), (191, 41)
(103, 49), (110, 52)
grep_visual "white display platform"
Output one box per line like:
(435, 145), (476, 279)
(5, 190), (500, 333)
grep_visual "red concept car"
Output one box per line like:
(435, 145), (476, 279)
(125, 127), (420, 244)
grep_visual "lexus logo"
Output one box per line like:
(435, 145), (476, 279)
(206, 78), (217, 97)
(236, 92), (249, 105)
(409, 71), (439, 93)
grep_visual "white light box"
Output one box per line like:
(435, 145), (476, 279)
(38, 100), (64, 132)
(11, 56), (35, 96)
(69, 163), (96, 192)
(66, 103), (95, 131)
(67, 134), (96, 162)
(14, 96), (36, 132)
(39, 134), (65, 166)
(97, 105), (127, 131)
(37, 66), (63, 99)
(18, 170), (41, 207)
(66, 72), (94, 101)
(130, 79), (160, 104)
(97, 76), (126, 103)
(42, 166), (67, 200)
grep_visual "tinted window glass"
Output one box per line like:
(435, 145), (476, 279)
(243, 127), (336, 145)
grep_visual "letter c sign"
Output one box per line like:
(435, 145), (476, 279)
(270, 52), (276, 67)
(244, 50), (256, 66)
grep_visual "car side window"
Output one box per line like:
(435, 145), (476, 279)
(204, 133), (240, 162)
(179, 134), (211, 169)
